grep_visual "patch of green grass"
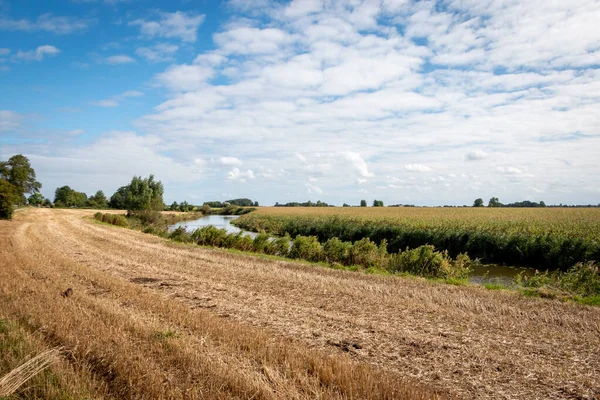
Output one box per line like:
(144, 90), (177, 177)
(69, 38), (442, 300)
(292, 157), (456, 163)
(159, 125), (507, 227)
(484, 283), (505, 290)
(573, 295), (600, 306)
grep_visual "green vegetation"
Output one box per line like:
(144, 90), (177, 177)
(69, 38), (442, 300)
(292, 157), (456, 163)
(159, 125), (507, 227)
(515, 261), (600, 300)
(274, 200), (332, 207)
(388, 245), (471, 280)
(102, 214), (474, 279)
(109, 175), (164, 213)
(54, 186), (88, 208)
(0, 154), (42, 219)
(233, 208), (600, 271)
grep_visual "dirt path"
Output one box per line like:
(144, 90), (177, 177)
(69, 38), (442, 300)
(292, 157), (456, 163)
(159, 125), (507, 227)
(4, 209), (600, 399)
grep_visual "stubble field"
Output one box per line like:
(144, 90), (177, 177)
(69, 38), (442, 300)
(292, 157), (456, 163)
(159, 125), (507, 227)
(1, 208), (599, 399)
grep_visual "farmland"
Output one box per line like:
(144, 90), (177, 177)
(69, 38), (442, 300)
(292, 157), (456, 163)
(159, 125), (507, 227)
(233, 207), (600, 271)
(1, 208), (600, 399)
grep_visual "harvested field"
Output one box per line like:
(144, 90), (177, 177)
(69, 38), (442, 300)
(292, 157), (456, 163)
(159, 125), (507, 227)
(1, 208), (600, 399)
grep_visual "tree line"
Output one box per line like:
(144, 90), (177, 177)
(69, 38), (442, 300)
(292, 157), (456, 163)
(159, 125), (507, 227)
(473, 197), (547, 208)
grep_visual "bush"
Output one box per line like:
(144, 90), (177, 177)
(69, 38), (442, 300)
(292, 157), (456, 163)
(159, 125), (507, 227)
(272, 235), (291, 257)
(350, 238), (387, 268)
(323, 237), (352, 265)
(387, 245), (471, 279)
(516, 261), (600, 298)
(289, 235), (323, 262)
(97, 213), (128, 227)
(191, 226), (229, 247)
(168, 226), (192, 243)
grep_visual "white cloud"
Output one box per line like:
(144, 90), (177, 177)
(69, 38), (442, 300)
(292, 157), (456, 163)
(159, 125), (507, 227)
(0, 48), (9, 55)
(227, 167), (255, 182)
(136, 43), (178, 63)
(13, 45), (60, 61)
(0, 13), (91, 34)
(305, 182), (323, 195)
(0, 110), (21, 132)
(106, 54), (135, 64)
(92, 90), (143, 107)
(130, 11), (205, 42)
(465, 150), (488, 161)
(497, 166), (524, 175)
(218, 156), (243, 166)
(405, 164), (432, 172)
(155, 64), (214, 91)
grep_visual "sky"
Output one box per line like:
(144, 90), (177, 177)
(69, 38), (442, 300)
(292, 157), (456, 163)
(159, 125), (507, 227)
(0, 0), (599, 206)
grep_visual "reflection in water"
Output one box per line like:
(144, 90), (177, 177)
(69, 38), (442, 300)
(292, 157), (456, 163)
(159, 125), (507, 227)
(169, 215), (532, 283)
(169, 215), (258, 238)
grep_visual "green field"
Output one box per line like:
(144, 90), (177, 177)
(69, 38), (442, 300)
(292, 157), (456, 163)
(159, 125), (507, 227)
(233, 207), (600, 271)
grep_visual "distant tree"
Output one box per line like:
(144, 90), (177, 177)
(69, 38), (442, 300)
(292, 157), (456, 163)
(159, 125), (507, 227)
(87, 190), (108, 209)
(254, 201), (259, 207)
(0, 154), (42, 206)
(539, 201), (546, 207)
(200, 204), (211, 215)
(343, 203), (350, 207)
(169, 201), (179, 211)
(54, 186), (87, 208)
(373, 199), (384, 207)
(109, 186), (128, 209)
(43, 198), (52, 207)
(488, 197), (502, 207)
(473, 198), (484, 207)
(360, 199), (367, 207)
(28, 192), (45, 206)
(226, 198), (255, 207)
(179, 201), (193, 212)
(110, 175), (164, 213)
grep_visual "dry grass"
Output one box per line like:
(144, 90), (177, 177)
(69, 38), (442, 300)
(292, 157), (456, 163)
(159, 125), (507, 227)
(1, 208), (599, 399)
(0, 208), (436, 399)
(0, 348), (60, 396)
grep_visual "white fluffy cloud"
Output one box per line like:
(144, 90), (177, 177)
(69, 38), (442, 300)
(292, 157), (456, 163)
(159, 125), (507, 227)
(92, 90), (143, 107)
(227, 167), (255, 182)
(106, 54), (135, 64)
(130, 11), (205, 42)
(13, 45), (60, 61)
(218, 157), (243, 166)
(135, 43), (178, 63)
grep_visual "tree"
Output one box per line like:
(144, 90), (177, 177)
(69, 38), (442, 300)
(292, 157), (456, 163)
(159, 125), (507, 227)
(54, 186), (87, 208)
(0, 154), (41, 206)
(28, 192), (45, 206)
(169, 201), (179, 211)
(87, 190), (108, 209)
(0, 179), (19, 219)
(110, 175), (164, 213)
(360, 199), (367, 207)
(539, 201), (546, 207)
(373, 200), (384, 207)
(488, 197), (502, 207)
(473, 198), (484, 207)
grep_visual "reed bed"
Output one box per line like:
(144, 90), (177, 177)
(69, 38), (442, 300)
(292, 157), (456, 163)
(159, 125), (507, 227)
(233, 207), (600, 270)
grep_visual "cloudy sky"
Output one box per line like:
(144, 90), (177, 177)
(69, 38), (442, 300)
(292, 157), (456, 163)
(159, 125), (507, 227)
(1, 0), (599, 206)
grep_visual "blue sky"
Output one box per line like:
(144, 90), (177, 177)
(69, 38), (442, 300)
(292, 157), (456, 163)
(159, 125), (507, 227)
(1, 0), (599, 206)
